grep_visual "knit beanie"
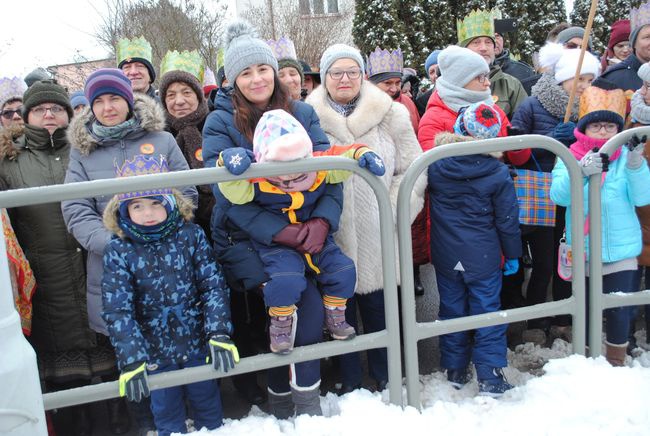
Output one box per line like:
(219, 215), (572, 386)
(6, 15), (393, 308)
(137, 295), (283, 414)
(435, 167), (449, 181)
(24, 68), (51, 87)
(437, 45), (489, 88)
(639, 62), (650, 82)
(556, 26), (593, 49)
(0, 77), (27, 110)
(278, 58), (304, 84)
(608, 20), (631, 50)
(22, 80), (73, 119)
(70, 91), (89, 109)
(84, 68), (134, 111)
(319, 44), (365, 85)
(223, 20), (278, 84)
(453, 102), (502, 139)
(424, 50), (441, 73)
(253, 109), (312, 163)
(631, 24), (650, 50)
(118, 58), (156, 84)
(538, 42), (600, 84)
(576, 78), (626, 133)
(158, 70), (204, 111)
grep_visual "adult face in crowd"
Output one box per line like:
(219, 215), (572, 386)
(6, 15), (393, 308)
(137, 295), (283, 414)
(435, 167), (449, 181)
(612, 41), (632, 62)
(235, 63), (276, 108)
(70, 91), (89, 115)
(324, 58), (363, 105)
(121, 61), (152, 93)
(466, 36), (496, 65)
(424, 50), (441, 84)
(0, 77), (28, 128)
(277, 59), (304, 100)
(86, 69), (134, 127)
(164, 81), (199, 118)
(374, 76), (402, 100)
(464, 72), (491, 92)
(27, 100), (70, 134)
(556, 26), (592, 51)
(495, 32), (504, 57)
(299, 60), (320, 96)
(634, 25), (650, 63)
(1, 99), (24, 128)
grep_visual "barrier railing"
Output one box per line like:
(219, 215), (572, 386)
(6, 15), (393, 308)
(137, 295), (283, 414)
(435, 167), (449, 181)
(0, 156), (403, 418)
(586, 126), (650, 356)
(396, 135), (587, 409)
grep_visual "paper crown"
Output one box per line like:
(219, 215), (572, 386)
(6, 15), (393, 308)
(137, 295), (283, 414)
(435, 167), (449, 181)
(116, 37), (153, 65)
(160, 50), (205, 82)
(578, 86), (627, 120)
(367, 47), (403, 77)
(0, 77), (27, 107)
(631, 1), (650, 31)
(457, 9), (496, 44)
(115, 155), (172, 201)
(266, 36), (297, 60)
(203, 67), (216, 87)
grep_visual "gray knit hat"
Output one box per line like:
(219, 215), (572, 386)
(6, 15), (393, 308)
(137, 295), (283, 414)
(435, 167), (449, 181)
(631, 24), (650, 51)
(437, 45), (489, 88)
(223, 20), (278, 83)
(319, 44), (365, 84)
(557, 26), (593, 49)
(638, 62), (650, 82)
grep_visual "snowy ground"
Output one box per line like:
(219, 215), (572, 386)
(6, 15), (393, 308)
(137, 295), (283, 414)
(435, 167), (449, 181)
(186, 332), (650, 436)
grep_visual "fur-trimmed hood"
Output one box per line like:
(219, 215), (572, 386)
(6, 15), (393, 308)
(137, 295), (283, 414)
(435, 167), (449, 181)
(434, 131), (503, 159)
(0, 124), (25, 160)
(103, 189), (195, 239)
(68, 94), (166, 156)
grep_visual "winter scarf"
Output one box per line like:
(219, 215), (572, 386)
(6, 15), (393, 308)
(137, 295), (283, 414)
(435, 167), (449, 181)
(569, 129), (622, 162)
(630, 90), (650, 124)
(91, 117), (138, 141)
(327, 93), (360, 117)
(532, 73), (579, 121)
(118, 204), (183, 244)
(435, 77), (492, 112)
(167, 101), (210, 169)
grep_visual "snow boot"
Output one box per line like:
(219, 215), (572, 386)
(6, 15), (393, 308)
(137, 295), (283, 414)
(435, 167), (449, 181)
(521, 328), (547, 346)
(269, 310), (297, 354)
(605, 341), (628, 367)
(475, 365), (513, 398)
(446, 367), (471, 390)
(268, 389), (295, 419)
(291, 385), (323, 417)
(324, 305), (356, 340)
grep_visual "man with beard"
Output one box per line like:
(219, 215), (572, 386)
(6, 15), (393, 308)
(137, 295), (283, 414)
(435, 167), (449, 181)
(367, 47), (420, 132)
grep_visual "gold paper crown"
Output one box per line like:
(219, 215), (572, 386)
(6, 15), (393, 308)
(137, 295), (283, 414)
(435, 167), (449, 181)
(266, 36), (297, 60)
(578, 86), (627, 120)
(160, 50), (205, 83)
(631, 1), (650, 31)
(457, 9), (496, 45)
(116, 37), (153, 65)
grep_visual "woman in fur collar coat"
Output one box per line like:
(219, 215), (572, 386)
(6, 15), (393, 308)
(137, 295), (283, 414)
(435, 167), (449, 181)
(306, 43), (426, 392)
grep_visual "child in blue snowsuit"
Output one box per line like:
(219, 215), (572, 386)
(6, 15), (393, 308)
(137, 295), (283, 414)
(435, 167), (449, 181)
(428, 102), (522, 397)
(101, 155), (238, 436)
(217, 109), (385, 355)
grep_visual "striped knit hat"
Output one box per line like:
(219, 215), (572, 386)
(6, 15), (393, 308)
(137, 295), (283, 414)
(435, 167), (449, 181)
(84, 68), (134, 110)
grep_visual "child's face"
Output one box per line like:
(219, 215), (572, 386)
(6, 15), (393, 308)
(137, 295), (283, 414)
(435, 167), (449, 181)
(127, 198), (167, 226)
(585, 122), (619, 140)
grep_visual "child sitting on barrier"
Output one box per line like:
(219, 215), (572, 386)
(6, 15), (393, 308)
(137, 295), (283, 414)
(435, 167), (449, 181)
(217, 109), (385, 355)
(101, 155), (238, 436)
(429, 102), (521, 397)
(550, 78), (650, 366)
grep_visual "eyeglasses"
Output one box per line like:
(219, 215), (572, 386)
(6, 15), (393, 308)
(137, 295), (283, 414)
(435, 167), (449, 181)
(474, 73), (489, 84)
(30, 105), (66, 117)
(327, 69), (362, 80)
(565, 42), (582, 49)
(1, 108), (22, 119)
(586, 122), (618, 133)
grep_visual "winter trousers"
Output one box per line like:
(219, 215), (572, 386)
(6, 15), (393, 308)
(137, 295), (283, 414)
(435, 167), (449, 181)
(254, 236), (356, 308)
(267, 278), (324, 393)
(149, 358), (223, 436)
(436, 268), (507, 370)
(338, 290), (388, 387)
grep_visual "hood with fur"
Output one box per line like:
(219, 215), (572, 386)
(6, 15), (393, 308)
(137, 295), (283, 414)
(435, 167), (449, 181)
(68, 94), (166, 156)
(0, 124), (25, 160)
(434, 131), (503, 159)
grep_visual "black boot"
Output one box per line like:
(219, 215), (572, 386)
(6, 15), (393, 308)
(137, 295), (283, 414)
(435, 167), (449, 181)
(414, 266), (425, 296)
(106, 397), (131, 435)
(233, 373), (266, 405)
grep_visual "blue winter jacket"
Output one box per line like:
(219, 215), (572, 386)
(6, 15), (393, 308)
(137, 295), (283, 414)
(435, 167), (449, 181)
(511, 95), (562, 172)
(551, 149), (650, 263)
(102, 221), (232, 370)
(601, 55), (644, 92)
(428, 134), (522, 279)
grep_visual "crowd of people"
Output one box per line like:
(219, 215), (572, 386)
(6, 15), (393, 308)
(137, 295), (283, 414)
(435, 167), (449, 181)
(2, 4), (650, 435)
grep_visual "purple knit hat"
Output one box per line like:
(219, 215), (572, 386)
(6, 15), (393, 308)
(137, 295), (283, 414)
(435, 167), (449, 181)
(84, 68), (134, 110)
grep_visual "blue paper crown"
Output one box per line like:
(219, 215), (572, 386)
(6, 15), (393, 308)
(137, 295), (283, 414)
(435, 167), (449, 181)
(367, 47), (403, 77)
(114, 155), (172, 201)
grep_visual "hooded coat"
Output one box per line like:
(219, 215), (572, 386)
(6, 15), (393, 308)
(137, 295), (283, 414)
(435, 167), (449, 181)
(0, 125), (93, 353)
(601, 54), (644, 92)
(62, 94), (197, 335)
(306, 81), (426, 294)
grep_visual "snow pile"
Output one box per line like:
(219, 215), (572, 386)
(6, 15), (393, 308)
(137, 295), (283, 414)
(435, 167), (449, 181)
(188, 346), (650, 436)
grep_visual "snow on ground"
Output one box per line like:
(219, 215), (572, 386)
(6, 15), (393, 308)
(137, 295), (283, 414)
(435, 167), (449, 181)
(187, 338), (650, 436)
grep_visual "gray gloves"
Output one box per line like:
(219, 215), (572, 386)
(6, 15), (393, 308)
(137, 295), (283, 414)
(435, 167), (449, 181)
(626, 135), (647, 170)
(579, 148), (609, 177)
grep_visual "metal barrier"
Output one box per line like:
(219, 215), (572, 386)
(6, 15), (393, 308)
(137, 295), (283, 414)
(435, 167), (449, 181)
(396, 135), (587, 409)
(0, 156), (404, 414)
(586, 126), (650, 356)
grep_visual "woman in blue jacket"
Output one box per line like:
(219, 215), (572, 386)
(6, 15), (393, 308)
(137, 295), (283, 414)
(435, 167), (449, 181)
(202, 20), (337, 418)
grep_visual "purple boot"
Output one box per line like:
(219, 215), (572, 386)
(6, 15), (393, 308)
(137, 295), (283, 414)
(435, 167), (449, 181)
(324, 305), (356, 340)
(270, 313), (297, 354)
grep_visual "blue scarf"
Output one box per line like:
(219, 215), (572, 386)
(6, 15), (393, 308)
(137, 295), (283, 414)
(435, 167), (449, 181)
(118, 197), (183, 244)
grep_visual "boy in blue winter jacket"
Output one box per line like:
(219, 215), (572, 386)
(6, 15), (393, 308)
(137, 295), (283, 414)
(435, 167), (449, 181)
(101, 155), (238, 436)
(428, 102), (522, 397)
(217, 109), (385, 355)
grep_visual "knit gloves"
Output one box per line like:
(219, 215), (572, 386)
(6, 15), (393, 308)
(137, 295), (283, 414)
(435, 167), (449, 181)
(119, 361), (150, 403)
(218, 147), (254, 175)
(355, 147), (385, 176)
(579, 148), (609, 177)
(208, 335), (240, 372)
(626, 135), (647, 170)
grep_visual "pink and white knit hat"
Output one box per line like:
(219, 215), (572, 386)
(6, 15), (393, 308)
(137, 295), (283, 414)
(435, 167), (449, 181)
(253, 109), (313, 163)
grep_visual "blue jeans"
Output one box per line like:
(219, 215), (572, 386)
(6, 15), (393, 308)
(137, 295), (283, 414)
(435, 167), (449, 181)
(148, 358), (222, 436)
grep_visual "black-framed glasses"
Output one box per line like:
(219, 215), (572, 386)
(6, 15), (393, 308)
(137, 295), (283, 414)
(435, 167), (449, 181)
(586, 122), (618, 133)
(1, 108), (22, 119)
(327, 69), (362, 80)
(30, 105), (66, 117)
(475, 73), (489, 84)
